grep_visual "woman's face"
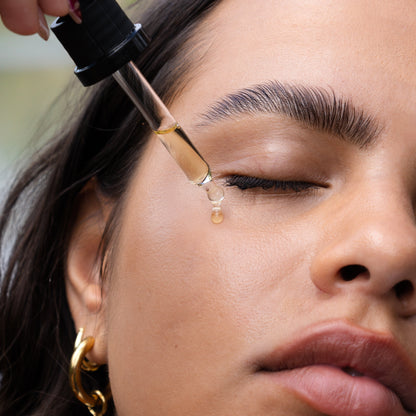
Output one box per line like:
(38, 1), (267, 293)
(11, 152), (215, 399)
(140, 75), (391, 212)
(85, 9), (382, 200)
(76, 0), (416, 414)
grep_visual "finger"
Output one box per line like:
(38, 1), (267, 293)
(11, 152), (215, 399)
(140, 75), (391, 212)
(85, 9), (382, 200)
(38, 0), (69, 17)
(0, 0), (40, 35)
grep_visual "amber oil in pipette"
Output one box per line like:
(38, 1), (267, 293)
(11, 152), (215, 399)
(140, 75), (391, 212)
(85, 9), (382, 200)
(154, 124), (224, 224)
(114, 63), (225, 224)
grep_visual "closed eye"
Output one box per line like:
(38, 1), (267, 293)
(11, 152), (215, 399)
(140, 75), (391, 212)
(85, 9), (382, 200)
(225, 174), (327, 194)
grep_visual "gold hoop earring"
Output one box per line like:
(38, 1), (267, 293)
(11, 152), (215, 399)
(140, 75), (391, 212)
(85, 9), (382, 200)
(69, 328), (109, 416)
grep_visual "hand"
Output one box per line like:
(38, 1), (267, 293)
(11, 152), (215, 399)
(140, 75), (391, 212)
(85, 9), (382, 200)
(0, 0), (69, 40)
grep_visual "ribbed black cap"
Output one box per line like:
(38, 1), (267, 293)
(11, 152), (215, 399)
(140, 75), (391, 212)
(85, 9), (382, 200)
(51, 0), (150, 86)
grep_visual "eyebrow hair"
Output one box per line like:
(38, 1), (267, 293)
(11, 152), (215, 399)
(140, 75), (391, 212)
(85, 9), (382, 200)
(195, 81), (382, 148)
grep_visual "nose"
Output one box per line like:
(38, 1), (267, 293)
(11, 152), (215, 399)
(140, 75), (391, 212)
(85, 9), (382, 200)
(310, 191), (416, 316)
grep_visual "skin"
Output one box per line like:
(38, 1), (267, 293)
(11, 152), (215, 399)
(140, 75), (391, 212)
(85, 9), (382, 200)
(65, 0), (416, 415)
(0, 0), (68, 36)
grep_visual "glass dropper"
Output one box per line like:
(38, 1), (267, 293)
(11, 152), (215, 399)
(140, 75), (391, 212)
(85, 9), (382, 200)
(112, 62), (224, 223)
(52, 0), (224, 223)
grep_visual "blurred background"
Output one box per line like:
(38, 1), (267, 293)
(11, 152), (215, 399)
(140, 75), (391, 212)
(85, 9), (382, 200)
(0, 1), (137, 192)
(0, 17), (73, 190)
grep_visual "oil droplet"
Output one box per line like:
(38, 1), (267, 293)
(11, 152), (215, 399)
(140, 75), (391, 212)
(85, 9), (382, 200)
(211, 201), (224, 224)
(205, 181), (224, 203)
(202, 180), (224, 224)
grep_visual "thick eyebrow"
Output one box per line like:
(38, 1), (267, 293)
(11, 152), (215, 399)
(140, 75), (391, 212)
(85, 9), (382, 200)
(195, 81), (382, 148)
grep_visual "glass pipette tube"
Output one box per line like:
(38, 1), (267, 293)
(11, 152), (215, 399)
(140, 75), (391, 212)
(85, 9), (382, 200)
(113, 62), (224, 223)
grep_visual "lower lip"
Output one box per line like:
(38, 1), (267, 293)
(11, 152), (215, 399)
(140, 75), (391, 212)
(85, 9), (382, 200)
(262, 365), (407, 416)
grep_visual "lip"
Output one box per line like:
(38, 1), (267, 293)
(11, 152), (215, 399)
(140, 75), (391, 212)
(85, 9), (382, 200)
(257, 321), (416, 415)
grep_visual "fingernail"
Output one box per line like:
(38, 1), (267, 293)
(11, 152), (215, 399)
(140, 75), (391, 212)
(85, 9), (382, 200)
(67, 0), (82, 24)
(37, 7), (50, 41)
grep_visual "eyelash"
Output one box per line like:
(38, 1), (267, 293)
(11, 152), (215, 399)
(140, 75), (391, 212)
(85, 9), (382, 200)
(225, 175), (322, 193)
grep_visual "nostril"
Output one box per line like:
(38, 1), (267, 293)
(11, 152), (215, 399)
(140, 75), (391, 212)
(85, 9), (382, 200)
(339, 264), (369, 281)
(394, 280), (414, 302)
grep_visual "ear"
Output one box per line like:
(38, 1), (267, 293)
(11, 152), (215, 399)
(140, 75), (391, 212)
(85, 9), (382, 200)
(66, 180), (113, 364)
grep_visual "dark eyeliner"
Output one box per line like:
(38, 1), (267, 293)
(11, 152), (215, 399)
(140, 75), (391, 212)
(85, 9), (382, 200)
(225, 175), (321, 192)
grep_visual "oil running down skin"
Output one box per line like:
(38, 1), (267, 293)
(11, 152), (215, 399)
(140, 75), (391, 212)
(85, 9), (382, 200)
(154, 124), (225, 224)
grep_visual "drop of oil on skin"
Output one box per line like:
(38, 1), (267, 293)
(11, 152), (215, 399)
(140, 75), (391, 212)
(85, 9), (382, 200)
(211, 201), (224, 224)
(202, 180), (225, 224)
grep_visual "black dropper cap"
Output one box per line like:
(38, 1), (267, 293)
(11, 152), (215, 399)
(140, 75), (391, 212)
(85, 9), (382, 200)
(51, 0), (150, 86)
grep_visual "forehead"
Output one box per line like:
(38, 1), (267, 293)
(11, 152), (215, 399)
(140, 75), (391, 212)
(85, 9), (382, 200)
(171, 0), (416, 126)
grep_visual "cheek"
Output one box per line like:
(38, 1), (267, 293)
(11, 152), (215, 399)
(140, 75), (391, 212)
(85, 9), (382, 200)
(103, 142), (318, 414)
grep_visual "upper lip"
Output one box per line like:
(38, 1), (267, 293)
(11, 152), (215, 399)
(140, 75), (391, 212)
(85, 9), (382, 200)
(258, 320), (416, 412)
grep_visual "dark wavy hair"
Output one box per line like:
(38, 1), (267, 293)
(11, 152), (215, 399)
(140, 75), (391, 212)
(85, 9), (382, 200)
(0, 0), (220, 414)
